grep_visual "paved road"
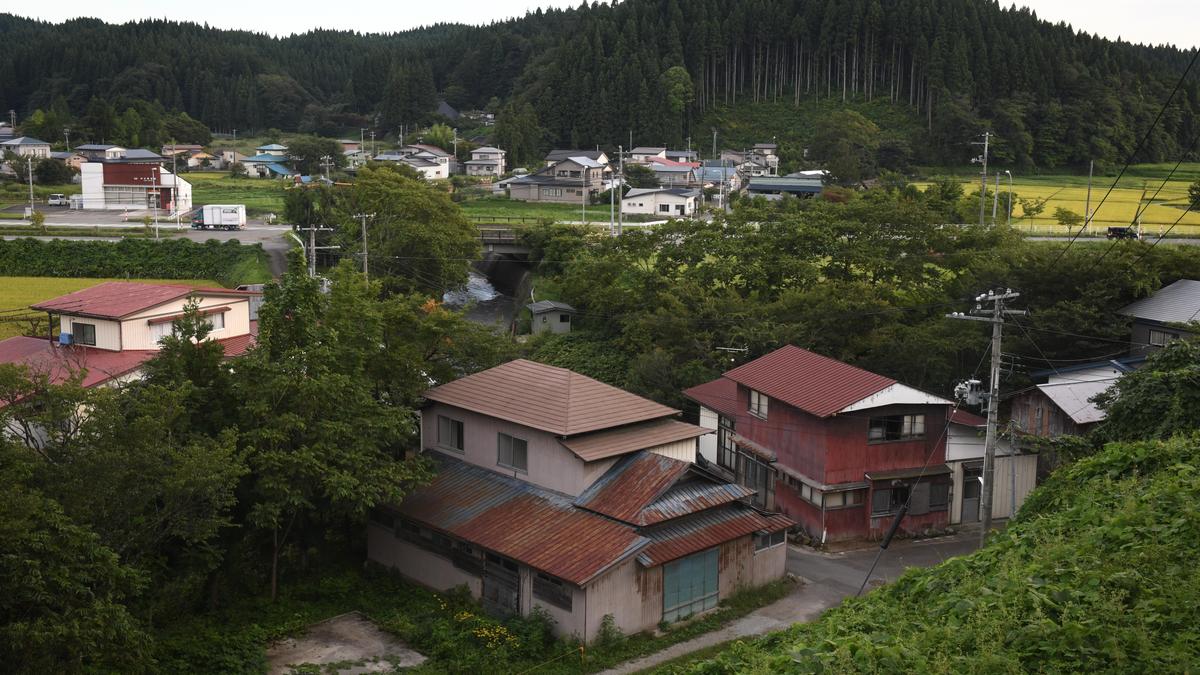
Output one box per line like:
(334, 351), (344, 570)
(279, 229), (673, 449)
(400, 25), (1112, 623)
(786, 532), (982, 596)
(1026, 236), (1199, 245)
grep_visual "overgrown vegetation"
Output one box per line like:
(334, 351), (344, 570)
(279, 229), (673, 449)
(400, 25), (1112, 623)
(0, 238), (269, 287)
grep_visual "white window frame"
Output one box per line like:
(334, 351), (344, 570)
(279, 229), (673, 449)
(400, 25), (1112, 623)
(1148, 329), (1176, 347)
(748, 389), (768, 419)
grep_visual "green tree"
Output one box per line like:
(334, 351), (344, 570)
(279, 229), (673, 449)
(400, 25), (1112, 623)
(423, 123), (455, 152)
(624, 163), (660, 189)
(1054, 206), (1083, 229)
(493, 101), (543, 167)
(809, 110), (881, 185)
(34, 158), (74, 184)
(1019, 196), (1048, 223)
(1094, 338), (1200, 443)
(286, 134), (345, 176)
(1188, 179), (1200, 210)
(340, 165), (480, 295)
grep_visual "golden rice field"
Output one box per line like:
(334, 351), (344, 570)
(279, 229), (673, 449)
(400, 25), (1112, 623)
(915, 163), (1200, 236)
(0, 277), (216, 341)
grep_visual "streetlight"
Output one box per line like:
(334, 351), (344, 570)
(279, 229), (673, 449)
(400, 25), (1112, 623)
(1004, 170), (1013, 226)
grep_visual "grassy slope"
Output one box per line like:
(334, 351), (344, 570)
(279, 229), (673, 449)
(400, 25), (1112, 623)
(185, 173), (287, 216)
(0, 277), (218, 340)
(674, 435), (1200, 673)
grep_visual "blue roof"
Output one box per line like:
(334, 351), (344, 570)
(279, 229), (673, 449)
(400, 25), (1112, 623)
(256, 143), (288, 151)
(265, 163), (292, 176)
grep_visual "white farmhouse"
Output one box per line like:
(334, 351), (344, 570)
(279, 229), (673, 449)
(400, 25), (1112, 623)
(621, 187), (700, 218)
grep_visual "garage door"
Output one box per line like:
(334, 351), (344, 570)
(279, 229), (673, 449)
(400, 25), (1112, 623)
(662, 548), (719, 622)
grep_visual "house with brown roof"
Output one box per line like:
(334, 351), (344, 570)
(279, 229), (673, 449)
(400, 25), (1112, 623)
(0, 282), (259, 394)
(685, 345), (961, 543)
(368, 359), (792, 641)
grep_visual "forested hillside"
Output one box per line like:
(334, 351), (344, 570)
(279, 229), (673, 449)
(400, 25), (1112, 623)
(3, 0), (1197, 167)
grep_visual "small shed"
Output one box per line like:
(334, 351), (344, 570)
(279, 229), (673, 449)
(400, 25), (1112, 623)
(528, 300), (575, 335)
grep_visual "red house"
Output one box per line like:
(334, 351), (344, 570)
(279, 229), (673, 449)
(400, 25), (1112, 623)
(684, 345), (954, 543)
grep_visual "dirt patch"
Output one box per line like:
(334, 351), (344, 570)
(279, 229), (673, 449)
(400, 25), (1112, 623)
(266, 611), (427, 674)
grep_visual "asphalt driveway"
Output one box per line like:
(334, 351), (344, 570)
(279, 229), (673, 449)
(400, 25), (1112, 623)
(787, 532), (983, 597)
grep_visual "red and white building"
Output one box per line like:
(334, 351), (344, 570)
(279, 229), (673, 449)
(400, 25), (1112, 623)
(79, 158), (192, 212)
(0, 282), (258, 392)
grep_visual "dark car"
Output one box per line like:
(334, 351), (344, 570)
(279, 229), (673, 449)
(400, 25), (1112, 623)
(1107, 227), (1139, 240)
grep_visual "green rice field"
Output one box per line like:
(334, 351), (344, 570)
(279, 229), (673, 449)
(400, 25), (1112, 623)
(186, 173), (288, 216)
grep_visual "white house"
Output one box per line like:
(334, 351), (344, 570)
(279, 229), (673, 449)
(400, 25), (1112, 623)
(630, 147), (667, 163)
(465, 147), (506, 177)
(621, 188), (700, 218)
(255, 143), (288, 157)
(80, 162), (192, 212)
(76, 144), (127, 162)
(1, 137), (51, 159)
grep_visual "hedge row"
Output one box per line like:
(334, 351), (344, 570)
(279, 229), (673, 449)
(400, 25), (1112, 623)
(0, 238), (269, 287)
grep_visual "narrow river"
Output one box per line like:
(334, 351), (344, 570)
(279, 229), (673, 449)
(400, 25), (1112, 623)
(442, 271), (518, 329)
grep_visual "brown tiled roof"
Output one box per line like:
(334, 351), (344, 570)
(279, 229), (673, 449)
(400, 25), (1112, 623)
(723, 345), (895, 418)
(638, 507), (794, 567)
(682, 377), (739, 418)
(423, 359), (678, 435)
(31, 282), (257, 320)
(560, 418), (709, 461)
(393, 455), (648, 586)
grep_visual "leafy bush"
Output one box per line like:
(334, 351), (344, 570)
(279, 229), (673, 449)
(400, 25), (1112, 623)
(0, 238), (269, 287)
(680, 435), (1200, 673)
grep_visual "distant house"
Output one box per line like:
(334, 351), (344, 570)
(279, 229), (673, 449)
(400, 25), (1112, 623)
(343, 149), (371, 170)
(339, 139), (361, 153)
(509, 156), (609, 204)
(544, 149), (610, 169)
(50, 151), (86, 170)
(213, 149), (247, 170)
(665, 149), (698, 163)
(0, 282), (259, 393)
(621, 188), (700, 218)
(698, 162), (742, 193)
(1118, 279), (1200, 356)
(527, 300), (574, 334)
(0, 123), (13, 140)
(255, 143), (288, 157)
(80, 161), (191, 211)
(76, 144), (127, 162)
(686, 345), (958, 543)
(186, 151), (216, 169)
(646, 158), (700, 188)
(465, 147), (506, 177)
(161, 144), (203, 157)
(368, 360), (791, 640)
(721, 147), (779, 177)
(630, 147), (667, 163)
(1, 137), (51, 159)
(373, 145), (451, 180)
(747, 176), (823, 200)
(1008, 356), (1138, 442)
(240, 153), (293, 178)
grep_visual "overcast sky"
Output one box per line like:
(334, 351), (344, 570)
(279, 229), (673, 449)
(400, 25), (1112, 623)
(14, 0), (1198, 48)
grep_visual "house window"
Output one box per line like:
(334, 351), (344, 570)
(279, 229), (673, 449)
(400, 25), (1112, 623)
(72, 322), (96, 346)
(559, 314), (570, 323)
(206, 311), (225, 331)
(150, 321), (176, 342)
(498, 432), (528, 472)
(868, 414), (925, 442)
(542, 188), (563, 197)
(740, 454), (774, 510)
(533, 572), (573, 611)
(929, 482), (950, 510)
(438, 415), (464, 452)
(754, 530), (786, 551)
(748, 390), (768, 419)
(717, 416), (736, 470)
(823, 489), (865, 509)
(659, 204), (671, 213)
(871, 485), (910, 516)
(1149, 329), (1177, 346)
(662, 548), (719, 622)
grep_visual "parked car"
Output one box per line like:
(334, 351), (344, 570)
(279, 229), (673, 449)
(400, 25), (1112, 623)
(1106, 226), (1139, 240)
(46, 193), (68, 206)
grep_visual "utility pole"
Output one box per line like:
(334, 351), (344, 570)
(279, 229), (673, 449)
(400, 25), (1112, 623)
(947, 289), (1025, 544)
(64, 127), (70, 152)
(1005, 170), (1013, 226)
(319, 155), (333, 181)
(370, 131), (377, 157)
(617, 145), (624, 236)
(233, 129), (237, 141)
(971, 131), (991, 227)
(27, 156), (34, 216)
(354, 213), (375, 281)
(1084, 160), (1094, 234)
(171, 139), (181, 230)
(712, 129), (718, 160)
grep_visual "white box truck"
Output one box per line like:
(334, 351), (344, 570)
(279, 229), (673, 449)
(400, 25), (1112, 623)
(192, 204), (247, 230)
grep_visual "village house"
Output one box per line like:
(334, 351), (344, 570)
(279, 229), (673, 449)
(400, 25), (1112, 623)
(0, 282), (259, 392)
(630, 146), (667, 163)
(746, 175), (823, 200)
(646, 157), (700, 187)
(720, 145), (780, 177)
(79, 157), (191, 212)
(76, 144), (127, 162)
(686, 345), (965, 543)
(368, 360), (792, 641)
(508, 156), (610, 204)
(1118, 278), (1200, 356)
(1, 136), (52, 159)
(945, 410), (1037, 525)
(1007, 357), (1136, 442)
(50, 151), (87, 170)
(544, 149), (610, 168)
(240, 145), (293, 178)
(621, 187), (700, 218)
(465, 146), (506, 177)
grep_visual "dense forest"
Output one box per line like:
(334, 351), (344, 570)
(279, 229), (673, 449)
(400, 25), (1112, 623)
(2, 1), (1198, 167)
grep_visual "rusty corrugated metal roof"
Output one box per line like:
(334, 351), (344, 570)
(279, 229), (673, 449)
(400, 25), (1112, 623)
(574, 452), (691, 524)
(393, 455), (648, 586)
(682, 377), (739, 418)
(637, 507), (794, 567)
(723, 345), (895, 418)
(423, 360), (679, 436)
(637, 480), (757, 526)
(561, 418), (709, 461)
(31, 281), (257, 319)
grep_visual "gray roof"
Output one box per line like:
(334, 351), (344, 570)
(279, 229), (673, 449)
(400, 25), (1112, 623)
(545, 149), (605, 163)
(76, 143), (122, 151)
(1118, 279), (1200, 324)
(631, 146), (666, 154)
(624, 187), (699, 199)
(471, 146), (504, 155)
(748, 176), (823, 194)
(527, 300), (576, 314)
(1037, 379), (1117, 425)
(1, 136), (49, 146)
(123, 149), (164, 160)
(567, 156), (604, 169)
(405, 144), (450, 157)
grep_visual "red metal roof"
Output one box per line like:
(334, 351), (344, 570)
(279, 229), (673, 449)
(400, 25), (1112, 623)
(394, 455), (649, 586)
(31, 282), (257, 320)
(574, 453), (692, 524)
(638, 507), (794, 567)
(424, 359), (679, 436)
(723, 345), (896, 418)
(682, 377), (739, 418)
(560, 418), (709, 462)
(949, 409), (987, 427)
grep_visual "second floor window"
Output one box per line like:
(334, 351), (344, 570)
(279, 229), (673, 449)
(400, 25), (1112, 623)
(498, 432), (528, 472)
(717, 416), (736, 470)
(438, 415), (463, 452)
(868, 414), (925, 442)
(1149, 329), (1177, 346)
(749, 390), (768, 419)
(72, 322), (96, 346)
